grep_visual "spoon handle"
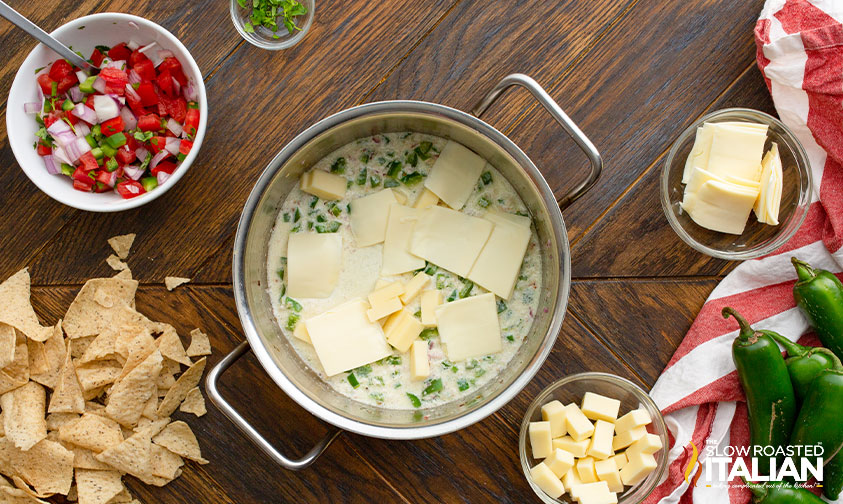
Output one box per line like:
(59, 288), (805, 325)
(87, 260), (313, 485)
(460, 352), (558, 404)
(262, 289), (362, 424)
(0, 0), (93, 71)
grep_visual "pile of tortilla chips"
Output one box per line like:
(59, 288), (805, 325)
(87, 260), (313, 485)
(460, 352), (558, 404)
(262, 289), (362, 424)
(0, 235), (213, 504)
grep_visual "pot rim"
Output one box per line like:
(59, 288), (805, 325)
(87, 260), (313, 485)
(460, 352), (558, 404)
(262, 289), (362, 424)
(232, 99), (571, 439)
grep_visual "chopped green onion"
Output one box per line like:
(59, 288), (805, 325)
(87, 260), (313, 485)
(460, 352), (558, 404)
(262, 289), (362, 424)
(285, 297), (302, 312)
(481, 171), (492, 185)
(286, 313), (300, 330)
(424, 263), (438, 275)
(328, 204), (342, 217)
(436, 274), (446, 290)
(419, 328), (438, 341)
(355, 364), (372, 376)
(385, 355), (401, 365)
(369, 392), (384, 403)
(422, 378), (443, 396)
(50, 82), (57, 97)
(139, 152), (152, 171)
(347, 373), (360, 388)
(277, 268), (285, 280)
(140, 177), (158, 192)
(457, 379), (470, 391)
(330, 157), (346, 174)
(406, 393), (421, 408)
(315, 221), (341, 233)
(459, 281), (473, 298)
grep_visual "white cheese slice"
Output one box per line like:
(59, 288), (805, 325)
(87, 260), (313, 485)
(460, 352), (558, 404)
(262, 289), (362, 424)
(412, 188), (439, 209)
(706, 123), (768, 182)
(423, 141), (486, 210)
(419, 290), (441, 327)
(467, 213), (531, 299)
(754, 143), (783, 226)
(409, 340), (429, 381)
(349, 189), (398, 247)
(683, 179), (760, 235)
(304, 299), (391, 376)
(399, 272), (430, 304)
(300, 170), (347, 200)
(293, 322), (311, 344)
(484, 209), (531, 228)
(682, 123), (715, 184)
(368, 281), (404, 307)
(381, 204), (425, 276)
(409, 206), (493, 277)
(435, 293), (501, 361)
(366, 296), (402, 322)
(286, 233), (342, 298)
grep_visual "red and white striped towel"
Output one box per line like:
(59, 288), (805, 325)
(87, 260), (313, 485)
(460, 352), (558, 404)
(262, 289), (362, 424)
(646, 1), (843, 502)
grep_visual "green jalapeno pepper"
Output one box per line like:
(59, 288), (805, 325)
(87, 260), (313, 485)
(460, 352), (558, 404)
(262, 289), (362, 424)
(725, 307), (797, 475)
(766, 331), (842, 401)
(789, 367), (843, 500)
(792, 257), (843, 361)
(745, 480), (826, 504)
(826, 455), (843, 500)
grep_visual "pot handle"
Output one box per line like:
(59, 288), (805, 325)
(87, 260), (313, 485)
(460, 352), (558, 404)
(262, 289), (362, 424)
(205, 340), (342, 471)
(472, 73), (602, 210)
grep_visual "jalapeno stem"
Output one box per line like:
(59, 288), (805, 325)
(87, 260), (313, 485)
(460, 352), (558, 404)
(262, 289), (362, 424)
(792, 257), (817, 283)
(722, 307), (759, 343)
(767, 331), (808, 358)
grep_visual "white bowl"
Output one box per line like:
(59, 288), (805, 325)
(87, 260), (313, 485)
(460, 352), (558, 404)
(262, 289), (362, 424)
(6, 13), (207, 212)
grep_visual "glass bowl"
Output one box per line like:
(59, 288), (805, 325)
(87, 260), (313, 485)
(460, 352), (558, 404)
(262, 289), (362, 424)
(519, 373), (669, 504)
(660, 108), (812, 260)
(230, 0), (315, 50)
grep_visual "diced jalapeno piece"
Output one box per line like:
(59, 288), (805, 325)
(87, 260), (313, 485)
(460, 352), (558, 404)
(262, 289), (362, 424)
(140, 176), (158, 192)
(347, 373), (360, 388)
(330, 157), (346, 174)
(104, 132), (127, 149)
(422, 378), (443, 396)
(406, 393), (421, 408)
(90, 147), (103, 160)
(481, 171), (492, 185)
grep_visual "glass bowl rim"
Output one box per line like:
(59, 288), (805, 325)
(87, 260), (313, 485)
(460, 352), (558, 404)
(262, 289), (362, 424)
(229, 0), (315, 50)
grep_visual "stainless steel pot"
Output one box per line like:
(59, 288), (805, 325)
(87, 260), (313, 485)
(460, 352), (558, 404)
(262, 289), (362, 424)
(206, 74), (601, 470)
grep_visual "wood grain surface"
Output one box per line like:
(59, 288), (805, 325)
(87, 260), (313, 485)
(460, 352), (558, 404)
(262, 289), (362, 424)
(0, 0), (774, 502)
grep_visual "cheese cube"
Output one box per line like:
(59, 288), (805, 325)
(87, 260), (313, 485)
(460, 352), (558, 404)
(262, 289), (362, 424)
(413, 188), (439, 209)
(305, 299), (391, 376)
(410, 206), (493, 277)
(435, 293), (501, 362)
(562, 467), (583, 490)
(570, 481), (617, 504)
(587, 420), (615, 460)
(544, 448), (575, 478)
(467, 213), (531, 299)
(594, 458), (623, 493)
(529, 462), (566, 499)
(620, 451), (658, 486)
(300, 170), (347, 200)
(409, 340), (429, 381)
(400, 272), (431, 304)
(368, 282), (405, 307)
(565, 404), (595, 442)
(613, 426), (647, 451)
(614, 408), (652, 433)
(576, 457), (598, 484)
(419, 290), (441, 327)
(529, 421), (553, 459)
(626, 433), (663, 457)
(384, 309), (423, 353)
(382, 204), (425, 276)
(611, 452), (628, 471)
(350, 189), (398, 247)
(366, 296), (402, 322)
(581, 392), (621, 422)
(540, 400), (568, 438)
(287, 233), (342, 299)
(553, 436), (590, 458)
(424, 141), (486, 210)
(293, 322), (311, 344)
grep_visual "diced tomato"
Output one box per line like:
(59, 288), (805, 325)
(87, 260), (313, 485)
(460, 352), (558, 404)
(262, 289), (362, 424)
(147, 136), (168, 154)
(36, 143), (52, 156)
(37, 74), (54, 95)
(179, 140), (193, 157)
(158, 96), (187, 123)
(90, 48), (106, 67)
(125, 92), (147, 116)
(133, 59), (156, 81)
(125, 135), (139, 151)
(151, 160), (177, 176)
(56, 73), (78, 94)
(99, 67), (128, 96)
(72, 166), (92, 183)
(138, 114), (162, 132)
(159, 57), (187, 86)
(135, 82), (158, 107)
(129, 49), (149, 68)
(107, 43), (132, 62)
(116, 180), (145, 199)
(43, 111), (64, 128)
(73, 178), (94, 192)
(48, 60), (73, 81)
(85, 95), (96, 109)
(65, 111), (79, 125)
(94, 181), (112, 193)
(183, 108), (199, 139)
(100, 116), (125, 136)
(78, 151), (99, 172)
(115, 145), (136, 164)
(157, 70), (174, 97)
(96, 170), (118, 187)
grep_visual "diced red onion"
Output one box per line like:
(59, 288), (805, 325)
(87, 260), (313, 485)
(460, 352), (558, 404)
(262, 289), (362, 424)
(73, 103), (98, 124)
(63, 142), (80, 163)
(182, 82), (198, 102)
(92, 77), (106, 93)
(93, 95), (119, 122)
(171, 76), (181, 95)
(135, 146), (149, 162)
(47, 119), (71, 136)
(150, 150), (168, 169)
(47, 120), (77, 147)
(68, 86), (83, 102)
(119, 106), (137, 130)
(166, 118), (183, 136)
(123, 165), (144, 180)
(158, 49), (175, 60)
(164, 137), (180, 156)
(104, 59), (125, 70)
(128, 39), (140, 50)
(24, 102), (40, 114)
(128, 69), (141, 85)
(43, 155), (59, 175)
(74, 122), (91, 138)
(75, 70), (88, 83)
(106, 94), (126, 106)
(139, 43), (163, 66)
(124, 83), (141, 101)
(53, 146), (72, 165)
(157, 171), (171, 185)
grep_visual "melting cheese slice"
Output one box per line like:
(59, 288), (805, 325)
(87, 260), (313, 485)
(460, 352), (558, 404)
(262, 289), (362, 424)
(754, 142), (783, 226)
(350, 189), (398, 247)
(300, 170), (347, 200)
(409, 206), (493, 277)
(412, 188), (439, 209)
(683, 179), (760, 235)
(706, 123), (768, 181)
(424, 141), (486, 210)
(304, 299), (391, 376)
(467, 211), (531, 299)
(682, 123), (715, 184)
(286, 233), (342, 298)
(381, 203), (425, 276)
(435, 293), (501, 361)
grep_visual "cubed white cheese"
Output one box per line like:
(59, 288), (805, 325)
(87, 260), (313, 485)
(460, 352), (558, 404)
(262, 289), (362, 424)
(544, 448), (575, 478)
(611, 452), (628, 471)
(410, 206), (493, 277)
(620, 450), (658, 486)
(383, 309), (423, 353)
(366, 296), (402, 322)
(529, 421), (553, 459)
(553, 436), (590, 458)
(562, 467), (583, 490)
(286, 233), (342, 298)
(530, 462), (566, 499)
(570, 481), (617, 504)
(626, 433), (663, 457)
(575, 457), (598, 483)
(349, 189), (398, 247)
(613, 426), (647, 451)
(614, 408), (652, 433)
(419, 290), (441, 327)
(400, 272), (430, 304)
(565, 404), (595, 442)
(412, 188), (439, 209)
(435, 293), (501, 362)
(467, 213), (531, 299)
(594, 458), (623, 493)
(300, 170), (347, 200)
(409, 340), (429, 381)
(581, 392), (621, 422)
(587, 420), (615, 460)
(382, 204), (425, 276)
(540, 400), (568, 439)
(424, 141), (486, 210)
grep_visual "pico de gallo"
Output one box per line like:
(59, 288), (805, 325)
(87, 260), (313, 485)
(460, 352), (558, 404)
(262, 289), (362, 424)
(25, 41), (200, 199)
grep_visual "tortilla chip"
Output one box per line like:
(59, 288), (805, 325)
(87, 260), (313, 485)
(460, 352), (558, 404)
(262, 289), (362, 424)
(84, 401), (106, 415)
(106, 255), (129, 273)
(149, 444), (183, 480)
(45, 412), (79, 431)
(1, 382), (47, 450)
(7, 438), (73, 495)
(114, 332), (156, 383)
(179, 387), (206, 417)
(151, 421), (207, 464)
(70, 336), (96, 360)
(0, 332), (31, 396)
(105, 350), (163, 427)
(0, 324), (16, 369)
(107, 234), (136, 260)
(0, 270), (50, 342)
(25, 339), (48, 377)
(135, 417), (170, 439)
(163, 277), (190, 291)
(107, 488), (133, 503)
(58, 413), (123, 453)
(94, 430), (152, 481)
(71, 447), (113, 471)
(162, 357), (181, 376)
(156, 372), (175, 392)
(155, 327), (190, 366)
(186, 328), (211, 357)
(75, 469), (124, 504)
(140, 395), (158, 421)
(113, 269), (133, 281)
(79, 329), (120, 365)
(11, 475), (54, 500)
(157, 358), (205, 418)
(83, 386), (107, 402)
(30, 323), (65, 389)
(48, 350), (85, 414)
(63, 278), (139, 339)
(0, 484), (49, 504)
(76, 361), (122, 392)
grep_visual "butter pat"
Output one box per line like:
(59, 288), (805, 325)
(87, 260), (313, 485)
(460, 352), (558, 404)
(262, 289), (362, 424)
(544, 447), (575, 478)
(412, 188), (439, 209)
(581, 392), (621, 422)
(419, 290), (441, 327)
(620, 451), (658, 486)
(553, 436), (590, 458)
(529, 421), (553, 459)
(409, 340), (429, 381)
(410, 206), (493, 277)
(754, 142), (783, 226)
(305, 299), (391, 376)
(467, 212), (531, 299)
(530, 462), (566, 499)
(424, 141), (486, 210)
(565, 404), (595, 442)
(400, 272), (430, 304)
(614, 408), (652, 433)
(383, 309), (423, 353)
(366, 296), (402, 322)
(382, 204), (425, 276)
(576, 457), (598, 483)
(587, 420), (615, 460)
(540, 400), (568, 438)
(594, 458), (623, 493)
(613, 426), (647, 451)
(350, 189), (398, 247)
(287, 233), (342, 298)
(300, 170), (347, 200)
(435, 293), (501, 362)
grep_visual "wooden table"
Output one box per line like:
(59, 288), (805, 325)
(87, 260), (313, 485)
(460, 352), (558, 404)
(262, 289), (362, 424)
(0, 0), (775, 502)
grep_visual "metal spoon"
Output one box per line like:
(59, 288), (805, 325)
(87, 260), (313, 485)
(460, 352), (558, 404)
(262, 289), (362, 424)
(0, 0), (97, 71)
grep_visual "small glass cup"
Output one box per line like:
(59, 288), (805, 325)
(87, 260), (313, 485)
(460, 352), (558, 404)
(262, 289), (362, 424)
(660, 108), (812, 260)
(519, 372), (669, 504)
(230, 0), (315, 50)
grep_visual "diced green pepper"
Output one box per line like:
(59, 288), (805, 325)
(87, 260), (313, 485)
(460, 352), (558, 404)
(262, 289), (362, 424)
(315, 214), (327, 223)
(497, 299), (507, 314)
(370, 175), (382, 187)
(309, 196), (318, 208)
(459, 281), (473, 298)
(347, 373), (360, 388)
(360, 152), (370, 163)
(61, 99), (74, 112)
(285, 297), (302, 312)
(481, 171), (492, 185)
(385, 355), (401, 365)
(386, 160), (402, 178)
(422, 378), (443, 396)
(330, 157), (346, 174)
(286, 313), (300, 331)
(105, 157), (119, 172)
(355, 364), (372, 376)
(60, 163), (74, 176)
(415, 141), (433, 160)
(419, 328), (438, 340)
(400, 172), (424, 186)
(104, 132), (127, 149)
(293, 208), (301, 222)
(406, 393), (421, 408)
(85, 134), (97, 149)
(356, 167), (368, 185)
(405, 150), (418, 167)
(315, 221), (341, 233)
(140, 177), (158, 192)
(90, 147), (103, 160)
(506, 335), (515, 342)
(446, 289), (457, 302)
(101, 143), (117, 158)
(424, 263), (438, 275)
(79, 75), (97, 93)
(478, 196), (491, 208)
(383, 179), (400, 188)
(457, 379), (470, 391)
